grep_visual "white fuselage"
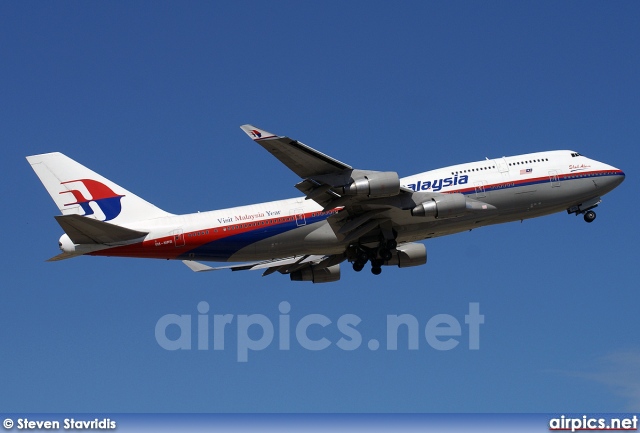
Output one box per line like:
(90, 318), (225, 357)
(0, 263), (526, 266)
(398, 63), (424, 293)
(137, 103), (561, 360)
(70, 150), (623, 262)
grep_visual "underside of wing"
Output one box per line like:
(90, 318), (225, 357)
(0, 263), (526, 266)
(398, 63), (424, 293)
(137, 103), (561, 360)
(183, 253), (346, 283)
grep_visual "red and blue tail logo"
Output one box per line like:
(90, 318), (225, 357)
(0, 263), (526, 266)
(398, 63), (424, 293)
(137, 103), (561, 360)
(59, 179), (125, 221)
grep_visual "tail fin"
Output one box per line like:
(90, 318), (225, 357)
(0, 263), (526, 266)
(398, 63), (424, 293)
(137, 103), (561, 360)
(26, 152), (173, 224)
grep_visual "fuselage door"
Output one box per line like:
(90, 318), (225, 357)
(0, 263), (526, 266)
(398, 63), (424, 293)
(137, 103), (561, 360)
(495, 157), (509, 173)
(474, 181), (487, 198)
(548, 170), (560, 187)
(292, 208), (306, 227)
(172, 229), (185, 247)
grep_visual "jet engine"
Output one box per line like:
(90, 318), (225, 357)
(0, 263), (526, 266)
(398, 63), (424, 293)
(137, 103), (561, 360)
(383, 242), (427, 268)
(290, 264), (341, 283)
(341, 171), (400, 198)
(411, 193), (467, 218)
(411, 193), (495, 219)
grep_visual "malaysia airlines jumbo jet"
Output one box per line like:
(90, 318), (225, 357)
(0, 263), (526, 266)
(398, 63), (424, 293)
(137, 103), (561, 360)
(27, 125), (625, 283)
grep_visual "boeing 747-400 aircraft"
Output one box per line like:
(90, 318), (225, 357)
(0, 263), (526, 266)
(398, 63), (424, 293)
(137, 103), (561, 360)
(27, 125), (625, 283)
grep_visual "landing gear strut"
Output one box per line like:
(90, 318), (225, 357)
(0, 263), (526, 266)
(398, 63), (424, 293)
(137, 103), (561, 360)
(379, 239), (396, 261)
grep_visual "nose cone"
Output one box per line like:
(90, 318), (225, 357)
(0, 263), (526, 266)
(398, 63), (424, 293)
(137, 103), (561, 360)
(598, 163), (625, 192)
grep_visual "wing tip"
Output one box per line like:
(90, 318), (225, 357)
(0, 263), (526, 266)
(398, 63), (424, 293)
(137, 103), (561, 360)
(240, 124), (277, 140)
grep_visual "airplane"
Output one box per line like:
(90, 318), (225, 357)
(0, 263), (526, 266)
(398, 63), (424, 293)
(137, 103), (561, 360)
(27, 125), (625, 283)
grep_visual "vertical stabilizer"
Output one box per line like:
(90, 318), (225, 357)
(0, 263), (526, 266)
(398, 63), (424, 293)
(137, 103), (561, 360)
(26, 152), (173, 224)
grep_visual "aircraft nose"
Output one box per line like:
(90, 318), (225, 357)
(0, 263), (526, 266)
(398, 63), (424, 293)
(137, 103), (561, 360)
(601, 165), (625, 190)
(609, 164), (624, 183)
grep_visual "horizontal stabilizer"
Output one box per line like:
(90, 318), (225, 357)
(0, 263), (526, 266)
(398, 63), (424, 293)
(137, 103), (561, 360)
(47, 251), (83, 262)
(55, 214), (148, 245)
(182, 260), (216, 272)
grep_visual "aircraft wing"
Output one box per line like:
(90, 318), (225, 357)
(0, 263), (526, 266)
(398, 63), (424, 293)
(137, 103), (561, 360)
(240, 125), (352, 179)
(183, 254), (343, 277)
(240, 124), (415, 208)
(240, 125), (497, 250)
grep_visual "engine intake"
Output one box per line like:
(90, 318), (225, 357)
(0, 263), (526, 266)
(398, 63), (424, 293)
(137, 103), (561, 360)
(342, 171), (400, 198)
(290, 264), (341, 283)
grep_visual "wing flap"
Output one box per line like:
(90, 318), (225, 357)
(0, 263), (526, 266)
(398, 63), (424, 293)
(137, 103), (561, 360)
(338, 209), (388, 234)
(182, 255), (331, 275)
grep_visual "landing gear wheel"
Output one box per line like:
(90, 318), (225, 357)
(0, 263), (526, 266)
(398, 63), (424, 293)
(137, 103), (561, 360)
(584, 210), (596, 223)
(370, 259), (383, 275)
(353, 262), (365, 272)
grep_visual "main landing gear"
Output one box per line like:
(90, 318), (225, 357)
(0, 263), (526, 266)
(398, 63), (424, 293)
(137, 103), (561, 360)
(350, 239), (397, 275)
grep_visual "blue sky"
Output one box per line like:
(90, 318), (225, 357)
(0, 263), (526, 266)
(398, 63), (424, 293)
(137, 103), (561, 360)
(1, 1), (639, 413)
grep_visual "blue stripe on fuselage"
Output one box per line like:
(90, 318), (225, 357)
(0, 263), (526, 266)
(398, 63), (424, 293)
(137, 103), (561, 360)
(455, 171), (623, 195)
(178, 213), (330, 261)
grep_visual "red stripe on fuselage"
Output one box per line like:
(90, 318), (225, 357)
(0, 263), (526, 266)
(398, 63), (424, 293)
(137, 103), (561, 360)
(89, 208), (341, 260)
(444, 169), (623, 195)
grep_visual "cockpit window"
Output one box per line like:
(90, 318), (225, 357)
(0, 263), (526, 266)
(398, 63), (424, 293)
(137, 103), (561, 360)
(571, 152), (583, 157)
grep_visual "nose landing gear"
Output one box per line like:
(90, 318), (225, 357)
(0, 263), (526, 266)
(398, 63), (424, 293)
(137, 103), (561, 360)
(567, 197), (601, 224)
(583, 210), (596, 223)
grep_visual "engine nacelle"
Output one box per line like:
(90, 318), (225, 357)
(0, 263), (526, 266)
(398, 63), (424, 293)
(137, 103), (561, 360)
(342, 171), (400, 198)
(290, 264), (341, 283)
(411, 193), (467, 219)
(384, 242), (427, 268)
